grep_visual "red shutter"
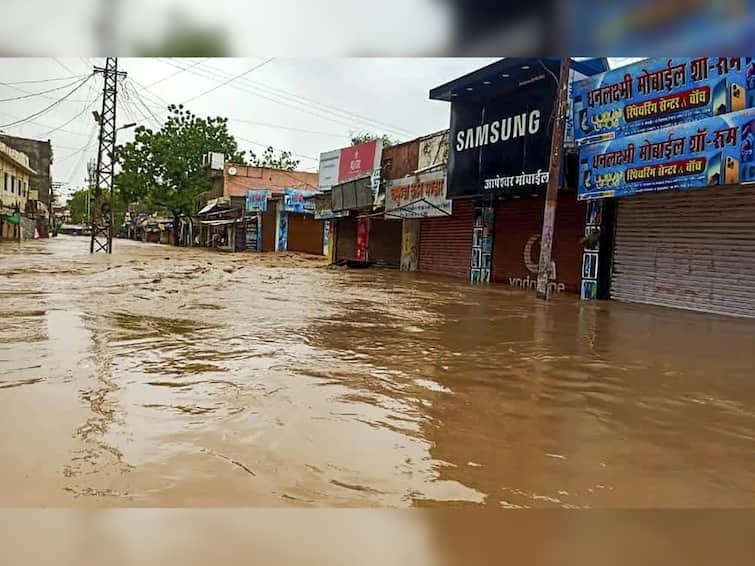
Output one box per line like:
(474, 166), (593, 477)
(492, 193), (585, 293)
(419, 199), (474, 278)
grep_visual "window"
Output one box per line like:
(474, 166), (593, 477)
(10, 175), (15, 194)
(3, 173), (8, 193)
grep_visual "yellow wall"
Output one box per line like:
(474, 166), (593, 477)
(0, 155), (31, 212)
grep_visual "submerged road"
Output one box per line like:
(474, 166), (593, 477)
(1, 235), (754, 507)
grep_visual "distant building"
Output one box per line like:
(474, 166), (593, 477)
(0, 139), (35, 239)
(0, 133), (53, 229)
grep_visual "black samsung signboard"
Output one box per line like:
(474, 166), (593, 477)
(447, 65), (559, 199)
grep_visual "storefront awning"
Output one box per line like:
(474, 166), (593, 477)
(200, 219), (237, 226)
(197, 201), (218, 215)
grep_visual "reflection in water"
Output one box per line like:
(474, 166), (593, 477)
(1, 235), (754, 507)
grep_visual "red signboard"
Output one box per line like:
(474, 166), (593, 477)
(339, 140), (379, 182)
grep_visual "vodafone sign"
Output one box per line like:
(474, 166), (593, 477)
(338, 140), (381, 182)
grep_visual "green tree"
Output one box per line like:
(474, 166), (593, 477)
(66, 188), (89, 225)
(248, 146), (300, 170)
(350, 132), (400, 148)
(115, 104), (246, 243)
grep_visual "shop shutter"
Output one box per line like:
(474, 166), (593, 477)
(287, 213), (324, 255)
(611, 186), (755, 318)
(335, 216), (358, 262)
(492, 193), (585, 293)
(419, 199), (473, 278)
(368, 218), (402, 268)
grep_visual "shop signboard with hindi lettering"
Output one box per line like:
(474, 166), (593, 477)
(578, 107), (755, 200)
(447, 59), (560, 198)
(385, 171), (452, 219)
(245, 189), (269, 213)
(573, 57), (755, 146)
(283, 188), (317, 214)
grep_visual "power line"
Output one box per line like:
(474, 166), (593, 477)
(0, 75), (86, 86)
(200, 60), (418, 137)
(43, 92), (102, 138)
(0, 75), (94, 103)
(146, 58), (207, 88)
(159, 59), (413, 138)
(0, 75), (94, 129)
(53, 58), (79, 76)
(181, 58), (275, 104)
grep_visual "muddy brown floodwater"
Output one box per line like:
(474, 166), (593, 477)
(1, 235), (755, 508)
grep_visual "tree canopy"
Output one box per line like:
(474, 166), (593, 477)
(350, 132), (400, 148)
(66, 188), (89, 225)
(248, 146), (300, 170)
(115, 104), (246, 219)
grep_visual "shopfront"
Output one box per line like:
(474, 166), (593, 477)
(318, 139), (383, 264)
(428, 58), (600, 289)
(575, 57), (755, 317)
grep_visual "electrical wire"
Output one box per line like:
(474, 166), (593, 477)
(43, 92), (102, 138)
(146, 58), (207, 88)
(200, 60), (418, 137)
(0, 74), (94, 129)
(0, 77), (86, 102)
(0, 75), (86, 86)
(181, 58), (275, 105)
(53, 58), (79, 76)
(158, 59), (413, 138)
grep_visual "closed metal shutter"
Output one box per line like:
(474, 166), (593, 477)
(611, 186), (755, 318)
(287, 212), (324, 255)
(368, 218), (402, 268)
(492, 193), (585, 293)
(335, 216), (357, 262)
(419, 199), (473, 278)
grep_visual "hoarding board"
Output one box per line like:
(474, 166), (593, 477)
(338, 139), (382, 183)
(245, 189), (269, 213)
(283, 188), (317, 214)
(318, 149), (341, 192)
(578, 107), (755, 200)
(573, 57), (755, 146)
(314, 195), (348, 220)
(447, 60), (559, 198)
(384, 171), (452, 218)
(331, 177), (373, 212)
(418, 132), (449, 170)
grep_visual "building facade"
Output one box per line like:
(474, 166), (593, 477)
(0, 134), (52, 236)
(0, 140), (35, 240)
(575, 56), (755, 317)
(424, 58), (607, 290)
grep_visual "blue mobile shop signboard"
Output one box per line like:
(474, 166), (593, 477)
(283, 188), (317, 214)
(245, 189), (269, 213)
(572, 57), (755, 146)
(578, 107), (755, 200)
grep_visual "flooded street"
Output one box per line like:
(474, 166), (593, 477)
(1, 235), (755, 508)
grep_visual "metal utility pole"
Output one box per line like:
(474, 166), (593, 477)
(90, 58), (126, 254)
(536, 57), (572, 299)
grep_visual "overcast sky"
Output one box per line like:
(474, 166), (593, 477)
(1, 58), (640, 201)
(0, 57), (503, 200)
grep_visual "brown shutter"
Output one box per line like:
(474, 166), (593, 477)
(492, 193), (585, 293)
(419, 199), (474, 278)
(287, 212), (324, 255)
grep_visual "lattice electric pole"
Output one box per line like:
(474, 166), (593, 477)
(90, 57), (126, 254)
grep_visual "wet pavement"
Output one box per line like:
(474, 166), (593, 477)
(1, 235), (754, 508)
